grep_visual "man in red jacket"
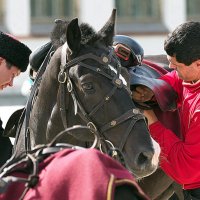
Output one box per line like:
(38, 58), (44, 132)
(132, 21), (200, 199)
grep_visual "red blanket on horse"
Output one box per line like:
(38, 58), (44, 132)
(0, 148), (149, 200)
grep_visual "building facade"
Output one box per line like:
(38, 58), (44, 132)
(0, 0), (199, 55)
(0, 0), (200, 103)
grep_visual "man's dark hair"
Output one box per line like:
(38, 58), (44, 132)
(164, 21), (200, 65)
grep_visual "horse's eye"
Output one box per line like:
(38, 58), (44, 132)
(82, 82), (94, 91)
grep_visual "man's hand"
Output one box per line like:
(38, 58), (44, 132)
(132, 86), (154, 103)
(143, 110), (158, 125)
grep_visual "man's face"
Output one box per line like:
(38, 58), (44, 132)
(0, 58), (20, 90)
(167, 55), (200, 83)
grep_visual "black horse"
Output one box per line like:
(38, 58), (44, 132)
(4, 10), (160, 180)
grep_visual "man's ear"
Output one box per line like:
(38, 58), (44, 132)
(0, 57), (4, 63)
(0, 57), (6, 66)
(194, 59), (200, 71)
(196, 59), (200, 67)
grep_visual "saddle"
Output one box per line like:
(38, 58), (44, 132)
(29, 42), (52, 72)
(129, 59), (177, 112)
(29, 41), (53, 80)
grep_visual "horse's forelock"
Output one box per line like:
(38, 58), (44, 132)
(79, 23), (100, 45)
(50, 20), (104, 51)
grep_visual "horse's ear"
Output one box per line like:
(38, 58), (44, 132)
(66, 18), (81, 52)
(98, 9), (116, 46)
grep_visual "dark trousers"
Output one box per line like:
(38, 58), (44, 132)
(0, 136), (13, 167)
(0, 118), (13, 167)
(183, 188), (200, 200)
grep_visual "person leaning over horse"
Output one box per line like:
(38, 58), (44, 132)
(0, 31), (32, 167)
(131, 21), (200, 200)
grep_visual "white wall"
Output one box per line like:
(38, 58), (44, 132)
(4, 0), (30, 36)
(2, 0), (187, 55)
(133, 35), (166, 55)
(4, 0), (188, 36)
(79, 0), (115, 31)
(162, 0), (186, 32)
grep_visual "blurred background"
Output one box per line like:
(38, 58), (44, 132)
(0, 0), (199, 127)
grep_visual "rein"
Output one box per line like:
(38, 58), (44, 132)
(21, 46), (55, 153)
(58, 42), (146, 164)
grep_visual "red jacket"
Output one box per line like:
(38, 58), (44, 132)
(149, 70), (200, 189)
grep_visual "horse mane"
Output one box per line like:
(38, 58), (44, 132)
(50, 19), (101, 50)
(50, 19), (69, 49)
(79, 23), (101, 45)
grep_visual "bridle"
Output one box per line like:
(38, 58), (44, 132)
(58, 42), (146, 163)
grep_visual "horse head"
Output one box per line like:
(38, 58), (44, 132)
(14, 9), (160, 178)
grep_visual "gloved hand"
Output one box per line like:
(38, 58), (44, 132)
(132, 85), (154, 103)
(143, 110), (158, 126)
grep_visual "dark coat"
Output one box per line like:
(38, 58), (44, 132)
(0, 118), (13, 167)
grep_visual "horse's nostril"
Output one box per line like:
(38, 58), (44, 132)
(137, 151), (154, 165)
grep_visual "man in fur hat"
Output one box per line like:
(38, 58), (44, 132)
(0, 31), (32, 166)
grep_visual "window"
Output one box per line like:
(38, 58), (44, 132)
(31, 0), (77, 35)
(0, 0), (4, 23)
(187, 0), (200, 21)
(31, 0), (77, 23)
(115, 0), (161, 23)
(115, 0), (164, 34)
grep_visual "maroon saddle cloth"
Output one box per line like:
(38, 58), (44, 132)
(0, 148), (149, 200)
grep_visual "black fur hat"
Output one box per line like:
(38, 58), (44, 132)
(0, 31), (32, 72)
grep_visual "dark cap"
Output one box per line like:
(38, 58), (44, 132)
(0, 31), (32, 72)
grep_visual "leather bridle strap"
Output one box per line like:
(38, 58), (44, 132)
(100, 109), (143, 133)
(59, 77), (69, 129)
(67, 86), (108, 147)
(59, 53), (110, 75)
(80, 62), (115, 81)
(24, 46), (55, 152)
(119, 113), (145, 151)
